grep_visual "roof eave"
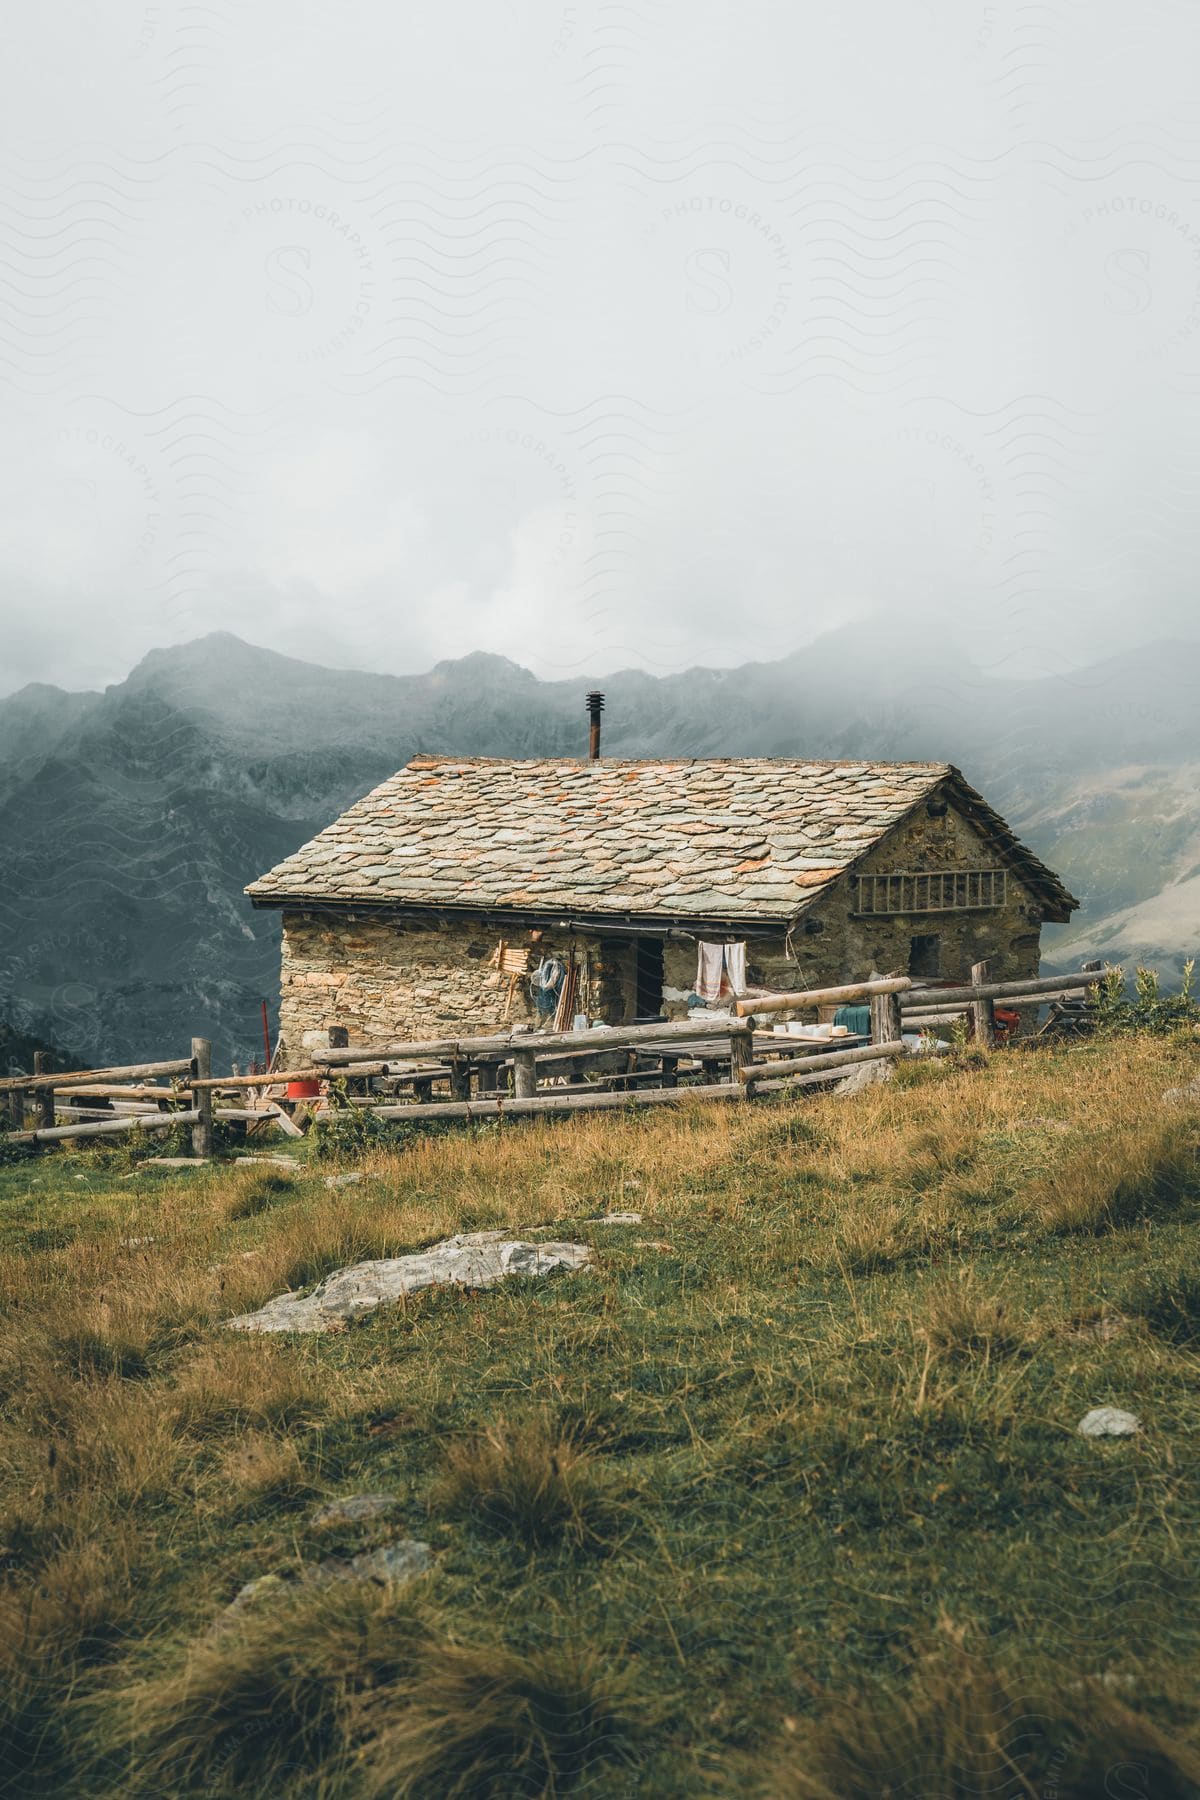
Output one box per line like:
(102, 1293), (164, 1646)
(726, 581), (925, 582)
(245, 890), (806, 938)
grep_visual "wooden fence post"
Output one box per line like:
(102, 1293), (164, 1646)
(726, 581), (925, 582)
(728, 1022), (753, 1092)
(7, 1084), (26, 1133)
(191, 1038), (214, 1157)
(869, 989), (903, 1046)
(33, 1053), (55, 1130)
(969, 961), (996, 1049)
(513, 1047), (537, 1099)
(449, 1058), (471, 1101)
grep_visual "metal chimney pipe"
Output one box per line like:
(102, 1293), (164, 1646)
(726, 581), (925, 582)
(586, 691), (605, 760)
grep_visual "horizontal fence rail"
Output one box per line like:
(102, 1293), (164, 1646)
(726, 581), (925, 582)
(0, 967), (1110, 1154)
(9, 1109), (201, 1147)
(0, 1057), (194, 1095)
(313, 1017), (754, 1066)
(739, 1040), (906, 1084)
(735, 976), (912, 1018)
(898, 970), (1100, 1008)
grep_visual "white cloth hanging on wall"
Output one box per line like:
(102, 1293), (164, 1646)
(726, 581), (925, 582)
(723, 941), (748, 996)
(696, 941), (726, 1002)
(695, 940), (748, 1002)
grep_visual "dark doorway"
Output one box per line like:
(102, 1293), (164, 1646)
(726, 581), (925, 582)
(634, 937), (665, 1020)
(909, 933), (942, 978)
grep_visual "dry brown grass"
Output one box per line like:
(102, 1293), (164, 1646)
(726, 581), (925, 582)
(217, 1433), (316, 1510)
(167, 1337), (339, 1438)
(0, 1033), (1196, 1796)
(750, 1631), (1200, 1800)
(1024, 1116), (1200, 1234)
(433, 1415), (611, 1550)
(0, 1527), (142, 1786)
(913, 1268), (1037, 1365)
(223, 1168), (298, 1220)
(114, 1582), (428, 1793)
(822, 1202), (919, 1275)
(357, 1640), (642, 1798)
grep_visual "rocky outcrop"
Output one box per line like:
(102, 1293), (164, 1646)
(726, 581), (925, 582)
(226, 1231), (592, 1334)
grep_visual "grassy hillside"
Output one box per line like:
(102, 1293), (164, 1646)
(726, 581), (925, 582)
(1, 1035), (1199, 1796)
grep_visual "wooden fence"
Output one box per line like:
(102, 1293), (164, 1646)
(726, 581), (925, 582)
(0, 966), (1104, 1156)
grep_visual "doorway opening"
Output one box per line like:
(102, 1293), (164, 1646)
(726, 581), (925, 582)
(634, 938), (665, 1020)
(908, 933), (942, 978)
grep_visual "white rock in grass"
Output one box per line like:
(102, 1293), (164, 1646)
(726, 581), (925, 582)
(215, 1541), (433, 1630)
(584, 1211), (643, 1225)
(334, 1541), (433, 1585)
(834, 1058), (894, 1095)
(1078, 1407), (1140, 1438)
(225, 1236), (592, 1334)
(312, 1494), (400, 1527)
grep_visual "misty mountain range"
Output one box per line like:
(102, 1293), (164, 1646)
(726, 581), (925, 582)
(1, 626), (1197, 1070)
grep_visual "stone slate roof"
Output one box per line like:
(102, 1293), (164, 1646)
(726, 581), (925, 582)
(247, 756), (1078, 926)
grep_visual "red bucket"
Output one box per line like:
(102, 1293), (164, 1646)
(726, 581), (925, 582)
(287, 1079), (322, 1099)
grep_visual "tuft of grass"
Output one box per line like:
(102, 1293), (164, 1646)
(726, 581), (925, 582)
(53, 1323), (153, 1382)
(168, 1340), (333, 1439)
(1024, 1118), (1200, 1234)
(749, 1633), (1200, 1800)
(0, 1533), (139, 1791)
(914, 1269), (1034, 1364)
(434, 1417), (608, 1550)
(823, 1203), (916, 1275)
(218, 1433), (316, 1511)
(358, 1640), (641, 1798)
(903, 1125), (979, 1192)
(111, 1583), (427, 1794)
(1123, 1270), (1200, 1348)
(225, 1171), (297, 1221)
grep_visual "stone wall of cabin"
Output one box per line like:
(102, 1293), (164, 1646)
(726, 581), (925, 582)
(276, 799), (1048, 1052)
(276, 912), (639, 1061)
(660, 799), (1045, 1016)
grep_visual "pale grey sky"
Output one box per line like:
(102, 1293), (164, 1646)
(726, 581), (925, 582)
(3, 0), (1200, 695)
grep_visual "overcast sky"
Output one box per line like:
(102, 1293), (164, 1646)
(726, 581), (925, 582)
(2, 1), (1200, 696)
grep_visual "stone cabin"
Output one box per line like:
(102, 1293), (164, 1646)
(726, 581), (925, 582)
(245, 756), (1078, 1061)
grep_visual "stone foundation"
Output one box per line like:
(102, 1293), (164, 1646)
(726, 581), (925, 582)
(277, 913), (640, 1061)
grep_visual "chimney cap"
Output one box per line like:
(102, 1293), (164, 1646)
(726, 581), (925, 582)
(586, 691), (604, 760)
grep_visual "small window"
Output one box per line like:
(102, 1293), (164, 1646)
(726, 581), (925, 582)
(909, 933), (941, 978)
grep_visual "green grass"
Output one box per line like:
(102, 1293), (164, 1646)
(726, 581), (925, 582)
(0, 1034), (1198, 1795)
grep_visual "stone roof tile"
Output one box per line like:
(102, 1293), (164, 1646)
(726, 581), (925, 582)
(245, 755), (1078, 924)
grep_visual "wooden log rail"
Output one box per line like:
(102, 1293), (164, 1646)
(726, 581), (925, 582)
(898, 971), (1101, 1009)
(3, 1046), (209, 1154)
(46, 1083), (197, 1102)
(735, 977), (912, 1018)
(9, 1109), (201, 1147)
(313, 1017), (755, 1066)
(739, 1040), (906, 1085)
(368, 1081), (744, 1123)
(901, 989), (1097, 1028)
(0, 1057), (195, 1096)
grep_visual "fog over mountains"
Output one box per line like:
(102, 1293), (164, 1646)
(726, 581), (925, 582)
(1, 626), (1196, 1069)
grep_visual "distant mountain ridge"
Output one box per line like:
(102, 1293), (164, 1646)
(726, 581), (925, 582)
(0, 626), (1196, 1068)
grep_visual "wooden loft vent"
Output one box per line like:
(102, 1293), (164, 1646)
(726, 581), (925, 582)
(852, 869), (1008, 916)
